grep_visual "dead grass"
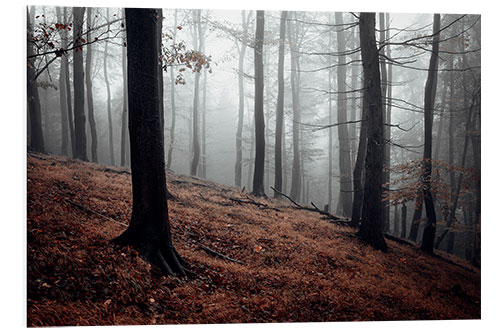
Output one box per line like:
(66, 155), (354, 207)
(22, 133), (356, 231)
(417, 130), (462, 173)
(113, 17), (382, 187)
(26, 153), (480, 326)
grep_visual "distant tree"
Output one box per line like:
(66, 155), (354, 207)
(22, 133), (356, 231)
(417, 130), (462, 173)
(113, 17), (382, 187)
(72, 7), (88, 161)
(85, 7), (98, 163)
(166, 9), (178, 170)
(104, 8), (115, 165)
(273, 11), (287, 197)
(114, 8), (186, 275)
(27, 7), (45, 153)
(190, 9), (203, 176)
(55, 7), (69, 156)
(252, 10), (266, 197)
(335, 12), (353, 217)
(358, 12), (387, 252)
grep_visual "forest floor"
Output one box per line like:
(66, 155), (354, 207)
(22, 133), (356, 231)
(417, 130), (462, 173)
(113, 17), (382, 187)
(27, 152), (480, 326)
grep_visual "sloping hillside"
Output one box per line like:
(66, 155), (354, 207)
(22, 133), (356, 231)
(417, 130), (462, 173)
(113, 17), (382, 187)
(27, 153), (480, 326)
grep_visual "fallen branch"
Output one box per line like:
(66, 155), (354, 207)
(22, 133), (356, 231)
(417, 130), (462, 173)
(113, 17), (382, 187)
(270, 186), (301, 207)
(64, 198), (128, 227)
(199, 243), (246, 265)
(227, 195), (281, 212)
(102, 167), (131, 175)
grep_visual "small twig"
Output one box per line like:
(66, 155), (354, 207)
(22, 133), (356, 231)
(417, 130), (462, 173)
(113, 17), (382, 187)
(199, 243), (245, 265)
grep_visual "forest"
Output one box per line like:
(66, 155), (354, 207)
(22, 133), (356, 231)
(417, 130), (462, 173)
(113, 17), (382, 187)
(25, 3), (481, 327)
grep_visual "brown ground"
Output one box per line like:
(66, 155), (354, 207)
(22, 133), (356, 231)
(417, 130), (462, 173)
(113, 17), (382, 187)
(26, 153), (480, 326)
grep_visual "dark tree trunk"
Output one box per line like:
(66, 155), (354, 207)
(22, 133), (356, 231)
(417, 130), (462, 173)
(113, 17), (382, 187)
(55, 7), (69, 156)
(120, 9), (129, 167)
(336, 12), (353, 217)
(104, 8), (115, 165)
(27, 8), (45, 153)
(420, 14), (440, 254)
(288, 14), (301, 202)
(409, 199), (423, 242)
(85, 7), (98, 163)
(252, 10), (266, 197)
(72, 7), (88, 161)
(166, 9), (178, 170)
(358, 13), (387, 252)
(114, 8), (186, 276)
(350, 79), (367, 228)
(274, 11), (287, 198)
(401, 203), (407, 238)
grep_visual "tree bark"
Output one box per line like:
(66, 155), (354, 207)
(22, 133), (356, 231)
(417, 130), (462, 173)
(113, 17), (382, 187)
(274, 11), (287, 198)
(251, 10), (266, 197)
(85, 7), (98, 163)
(55, 7), (69, 156)
(401, 203), (407, 238)
(420, 14), (440, 254)
(72, 7), (88, 161)
(358, 12), (387, 251)
(114, 8), (186, 276)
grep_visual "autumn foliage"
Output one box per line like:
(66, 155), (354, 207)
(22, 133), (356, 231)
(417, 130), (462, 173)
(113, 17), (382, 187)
(27, 153), (480, 326)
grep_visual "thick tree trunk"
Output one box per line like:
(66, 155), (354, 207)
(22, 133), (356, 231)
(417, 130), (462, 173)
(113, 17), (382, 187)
(114, 8), (186, 276)
(72, 7), (88, 161)
(274, 11), (287, 198)
(420, 14), (440, 254)
(251, 10), (266, 197)
(358, 13), (387, 251)
(85, 7), (98, 163)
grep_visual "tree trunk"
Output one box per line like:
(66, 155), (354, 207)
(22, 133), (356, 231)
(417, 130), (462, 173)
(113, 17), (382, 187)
(104, 8), (115, 165)
(85, 7), (98, 163)
(120, 9), (129, 167)
(251, 10), (266, 197)
(420, 14), (440, 254)
(72, 7), (88, 161)
(401, 203), (407, 238)
(166, 9), (177, 170)
(288, 14), (301, 202)
(335, 12), (353, 217)
(274, 11), (287, 198)
(190, 10), (202, 176)
(350, 80), (367, 228)
(27, 7), (45, 153)
(55, 7), (69, 156)
(358, 12), (387, 251)
(114, 8), (186, 276)
(200, 69), (207, 178)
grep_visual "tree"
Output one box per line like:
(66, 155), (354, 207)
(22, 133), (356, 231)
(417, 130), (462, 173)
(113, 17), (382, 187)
(419, 14), (440, 254)
(358, 12), (387, 252)
(273, 11), (287, 198)
(72, 7), (88, 161)
(104, 8), (115, 165)
(335, 12), (353, 217)
(55, 7), (69, 156)
(288, 13), (301, 202)
(85, 7), (98, 163)
(235, 10), (251, 187)
(190, 9), (203, 176)
(120, 9), (129, 167)
(166, 9), (178, 170)
(27, 7), (45, 153)
(251, 10), (266, 197)
(114, 8), (186, 276)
